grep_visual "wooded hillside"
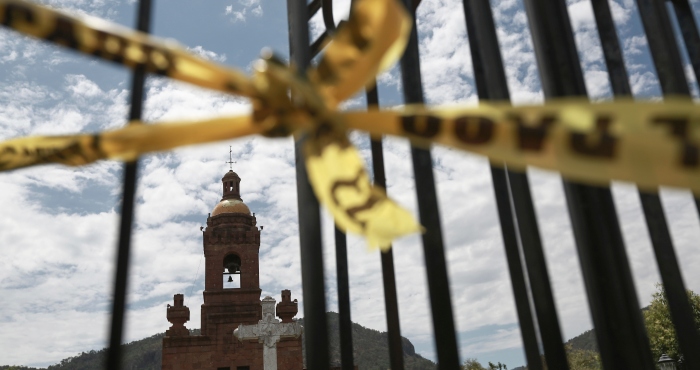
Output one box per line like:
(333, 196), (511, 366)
(2, 312), (435, 370)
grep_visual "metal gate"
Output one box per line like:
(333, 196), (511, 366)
(97, 0), (700, 369)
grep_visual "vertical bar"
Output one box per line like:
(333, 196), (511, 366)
(106, 1), (151, 369)
(316, 3), (353, 368)
(398, 1), (460, 368)
(492, 170), (543, 370)
(524, 0), (655, 369)
(460, 1), (542, 368)
(334, 226), (355, 370)
(367, 85), (405, 370)
(631, 1), (700, 367)
(308, 0), (322, 20)
(565, 185), (655, 370)
(286, 1), (330, 369)
(640, 193), (700, 369)
(590, 0), (633, 96)
(505, 174), (570, 370)
(636, 0), (690, 95)
(671, 0), (700, 88)
(321, 0), (336, 33)
(665, 0), (700, 234)
(668, 0), (700, 220)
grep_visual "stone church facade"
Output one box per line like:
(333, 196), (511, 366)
(161, 170), (303, 370)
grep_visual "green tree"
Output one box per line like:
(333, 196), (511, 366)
(643, 284), (700, 362)
(566, 344), (602, 370)
(462, 358), (486, 370)
(524, 347), (601, 370)
(462, 359), (508, 370)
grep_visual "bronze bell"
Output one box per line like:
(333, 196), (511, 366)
(228, 276), (233, 283)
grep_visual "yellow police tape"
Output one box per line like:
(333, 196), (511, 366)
(346, 100), (700, 193)
(0, 0), (699, 249)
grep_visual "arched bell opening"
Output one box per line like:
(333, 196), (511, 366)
(223, 180), (237, 195)
(223, 253), (241, 289)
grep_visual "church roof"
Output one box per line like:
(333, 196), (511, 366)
(222, 170), (240, 179)
(211, 198), (251, 216)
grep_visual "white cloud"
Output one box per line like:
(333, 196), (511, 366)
(624, 35), (648, 56)
(187, 46), (228, 63)
(144, 78), (249, 122)
(566, 0), (612, 99)
(0, 166), (120, 365)
(225, 0), (263, 23)
(66, 74), (103, 98)
(568, 0), (596, 31)
(415, 0), (476, 104)
(0, 75), (128, 139)
(0, 31), (48, 68)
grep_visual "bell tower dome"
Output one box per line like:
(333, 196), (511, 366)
(212, 170), (251, 216)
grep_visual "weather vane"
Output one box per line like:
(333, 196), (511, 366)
(226, 146), (236, 170)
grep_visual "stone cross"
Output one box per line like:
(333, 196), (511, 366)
(234, 296), (303, 370)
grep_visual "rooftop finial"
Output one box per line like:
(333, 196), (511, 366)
(226, 145), (236, 170)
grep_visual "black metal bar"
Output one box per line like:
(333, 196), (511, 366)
(286, 1), (330, 368)
(566, 184), (656, 370)
(460, 1), (542, 369)
(671, 0), (700, 88)
(313, 3), (354, 367)
(639, 0), (700, 221)
(334, 225), (355, 370)
(398, 1), (460, 368)
(632, 1), (700, 367)
(311, 1), (346, 59)
(664, 0), (700, 241)
(321, 0), (336, 33)
(310, 31), (329, 58)
(308, 0), (322, 20)
(590, 0), (633, 96)
(106, 1), (151, 369)
(637, 0), (690, 95)
(491, 169), (543, 370)
(413, 0), (422, 12)
(367, 84), (405, 370)
(524, 0), (655, 368)
(461, 0), (509, 101)
(379, 250), (405, 370)
(640, 193), (700, 369)
(505, 173), (570, 370)
(668, 0), (700, 342)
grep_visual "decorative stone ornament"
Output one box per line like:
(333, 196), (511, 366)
(276, 289), (298, 323)
(165, 294), (190, 337)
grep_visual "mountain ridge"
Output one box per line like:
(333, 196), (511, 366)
(2, 312), (435, 370)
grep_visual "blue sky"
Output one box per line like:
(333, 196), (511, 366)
(2, 0), (700, 368)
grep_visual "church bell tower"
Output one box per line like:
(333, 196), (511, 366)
(161, 168), (303, 370)
(201, 169), (262, 335)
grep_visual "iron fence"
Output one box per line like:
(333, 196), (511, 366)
(101, 0), (700, 369)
